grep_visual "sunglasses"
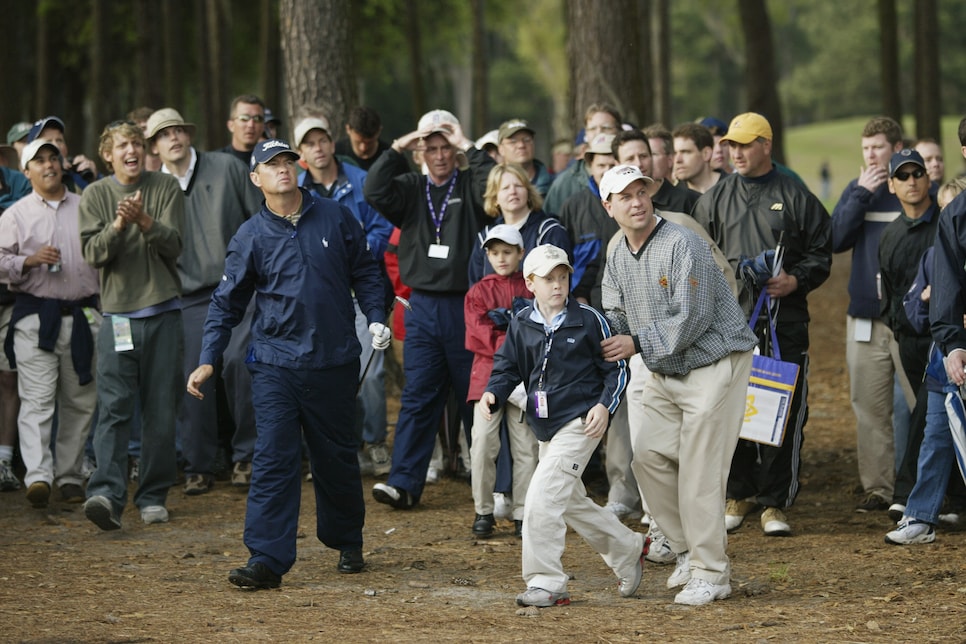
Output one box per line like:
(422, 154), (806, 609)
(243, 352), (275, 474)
(893, 167), (926, 181)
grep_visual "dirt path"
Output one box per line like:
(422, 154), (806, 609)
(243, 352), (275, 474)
(3, 253), (966, 643)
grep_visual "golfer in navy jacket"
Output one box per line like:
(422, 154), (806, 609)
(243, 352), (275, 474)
(188, 139), (390, 589)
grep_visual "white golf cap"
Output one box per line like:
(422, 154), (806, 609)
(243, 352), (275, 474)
(598, 164), (654, 200)
(293, 116), (331, 147)
(417, 109), (460, 135)
(483, 224), (524, 249)
(523, 244), (573, 278)
(20, 138), (60, 169)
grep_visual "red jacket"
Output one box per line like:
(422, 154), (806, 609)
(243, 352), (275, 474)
(384, 227), (412, 340)
(464, 271), (530, 401)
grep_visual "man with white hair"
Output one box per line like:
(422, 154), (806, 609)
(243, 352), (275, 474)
(364, 110), (495, 509)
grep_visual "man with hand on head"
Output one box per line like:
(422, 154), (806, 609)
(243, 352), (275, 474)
(188, 139), (389, 589)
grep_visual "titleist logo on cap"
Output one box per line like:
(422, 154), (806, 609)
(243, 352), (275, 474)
(261, 140), (290, 150)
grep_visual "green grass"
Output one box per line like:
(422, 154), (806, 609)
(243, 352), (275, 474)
(785, 115), (963, 210)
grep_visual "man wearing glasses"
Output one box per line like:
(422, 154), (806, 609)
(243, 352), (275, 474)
(497, 119), (553, 197)
(219, 95), (266, 166)
(544, 103), (622, 215)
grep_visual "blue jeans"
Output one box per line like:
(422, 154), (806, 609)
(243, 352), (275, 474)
(904, 391), (954, 525)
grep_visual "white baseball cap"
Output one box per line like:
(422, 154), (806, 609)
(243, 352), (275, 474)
(523, 244), (573, 278)
(20, 138), (61, 169)
(418, 109), (460, 135)
(598, 164), (654, 200)
(293, 116), (332, 148)
(483, 224), (524, 249)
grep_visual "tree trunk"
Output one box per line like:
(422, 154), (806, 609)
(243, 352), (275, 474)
(567, 0), (647, 130)
(135, 0), (164, 109)
(878, 0), (901, 122)
(162, 0), (182, 116)
(86, 0), (108, 162)
(279, 0), (357, 134)
(737, 0), (785, 164)
(914, 0), (940, 141)
(258, 0), (282, 120)
(34, 6), (50, 115)
(470, 0), (487, 135)
(650, 0), (671, 127)
(405, 0), (426, 120)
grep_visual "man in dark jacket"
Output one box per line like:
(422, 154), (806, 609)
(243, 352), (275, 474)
(364, 109), (495, 510)
(188, 139), (389, 589)
(692, 112), (832, 537)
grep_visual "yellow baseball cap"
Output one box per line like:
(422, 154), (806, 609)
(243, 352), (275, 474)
(721, 112), (772, 145)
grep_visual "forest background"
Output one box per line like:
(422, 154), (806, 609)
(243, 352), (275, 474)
(2, 0), (963, 189)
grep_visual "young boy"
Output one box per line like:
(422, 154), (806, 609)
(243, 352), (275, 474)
(465, 225), (538, 538)
(480, 244), (646, 608)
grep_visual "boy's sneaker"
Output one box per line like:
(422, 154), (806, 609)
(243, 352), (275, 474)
(493, 493), (512, 521)
(617, 535), (649, 597)
(667, 551), (691, 588)
(888, 503), (906, 522)
(855, 492), (889, 513)
(674, 578), (732, 606)
(81, 455), (96, 480)
(141, 505), (169, 524)
(357, 449), (375, 476)
(84, 495), (121, 531)
(0, 459), (21, 491)
(515, 587), (571, 607)
(761, 507), (791, 536)
(59, 483), (85, 504)
(472, 513), (495, 538)
(184, 474), (214, 495)
(366, 442), (391, 477)
(372, 483), (415, 509)
(885, 518), (936, 545)
(128, 456), (140, 483)
(725, 498), (758, 532)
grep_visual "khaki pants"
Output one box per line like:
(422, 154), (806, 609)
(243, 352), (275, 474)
(470, 400), (537, 520)
(16, 312), (100, 488)
(631, 350), (752, 586)
(521, 416), (643, 593)
(846, 316), (905, 498)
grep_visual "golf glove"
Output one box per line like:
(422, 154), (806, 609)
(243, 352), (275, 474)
(369, 322), (392, 351)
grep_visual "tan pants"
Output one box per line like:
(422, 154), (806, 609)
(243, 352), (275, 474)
(846, 316), (904, 498)
(16, 313), (100, 488)
(470, 401), (537, 520)
(522, 417), (643, 593)
(630, 350), (752, 586)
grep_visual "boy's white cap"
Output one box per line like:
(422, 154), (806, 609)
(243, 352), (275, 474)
(483, 224), (524, 249)
(293, 116), (331, 147)
(523, 244), (573, 277)
(598, 164), (654, 200)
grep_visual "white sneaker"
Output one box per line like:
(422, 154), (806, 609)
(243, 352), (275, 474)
(666, 551), (691, 588)
(605, 501), (633, 518)
(425, 466), (440, 484)
(367, 442), (391, 477)
(885, 517), (936, 545)
(640, 512), (651, 527)
(493, 493), (512, 521)
(0, 459), (21, 491)
(761, 507), (791, 536)
(141, 505), (169, 525)
(674, 578), (732, 605)
(357, 449), (374, 477)
(939, 511), (960, 526)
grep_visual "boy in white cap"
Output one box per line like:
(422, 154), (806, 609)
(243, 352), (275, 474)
(481, 244), (645, 608)
(464, 224), (537, 538)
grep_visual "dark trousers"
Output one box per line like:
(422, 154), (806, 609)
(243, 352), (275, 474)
(244, 360), (363, 576)
(387, 291), (473, 502)
(728, 321), (809, 509)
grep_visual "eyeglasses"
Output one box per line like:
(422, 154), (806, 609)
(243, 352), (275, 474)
(893, 167), (926, 181)
(234, 114), (265, 124)
(107, 119), (137, 129)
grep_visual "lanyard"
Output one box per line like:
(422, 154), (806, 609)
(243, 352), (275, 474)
(425, 170), (458, 244)
(536, 328), (555, 391)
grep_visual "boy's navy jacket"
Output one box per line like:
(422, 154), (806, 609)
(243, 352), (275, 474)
(485, 297), (627, 441)
(200, 188), (386, 370)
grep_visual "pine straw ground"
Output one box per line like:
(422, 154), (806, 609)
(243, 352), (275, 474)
(2, 253), (966, 643)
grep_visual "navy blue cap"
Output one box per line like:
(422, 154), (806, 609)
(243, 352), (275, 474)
(699, 117), (729, 135)
(264, 108), (281, 125)
(249, 138), (299, 171)
(888, 148), (926, 177)
(26, 116), (65, 143)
